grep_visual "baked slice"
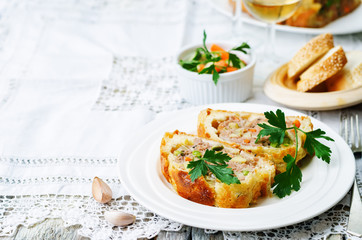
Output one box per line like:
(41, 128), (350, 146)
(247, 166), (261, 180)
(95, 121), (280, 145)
(281, 0), (360, 28)
(325, 51), (362, 91)
(160, 130), (275, 208)
(287, 33), (334, 79)
(297, 45), (347, 92)
(197, 109), (313, 173)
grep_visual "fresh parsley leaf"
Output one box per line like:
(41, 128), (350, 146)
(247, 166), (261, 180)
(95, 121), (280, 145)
(187, 160), (208, 182)
(256, 109), (287, 146)
(256, 109), (334, 198)
(210, 55), (222, 63)
(179, 59), (199, 72)
(208, 164), (241, 184)
(187, 149), (240, 185)
(232, 42), (250, 54)
(192, 48), (204, 60)
(303, 129), (334, 163)
(202, 30), (211, 58)
(203, 149), (230, 164)
(272, 154), (302, 198)
(212, 68), (220, 85)
(256, 124), (286, 146)
(326, 0), (340, 7)
(264, 109), (287, 129)
(199, 64), (219, 85)
(228, 53), (241, 68)
(199, 64), (213, 74)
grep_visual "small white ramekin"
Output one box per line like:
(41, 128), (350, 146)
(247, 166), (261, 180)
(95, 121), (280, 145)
(176, 42), (256, 105)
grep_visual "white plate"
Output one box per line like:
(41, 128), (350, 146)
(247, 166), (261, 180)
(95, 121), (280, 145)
(118, 103), (355, 231)
(210, 0), (362, 35)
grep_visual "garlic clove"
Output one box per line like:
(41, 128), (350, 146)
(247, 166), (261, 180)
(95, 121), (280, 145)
(92, 177), (112, 203)
(104, 211), (136, 226)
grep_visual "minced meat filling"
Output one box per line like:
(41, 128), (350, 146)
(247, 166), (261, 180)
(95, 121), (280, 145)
(217, 116), (297, 147)
(174, 138), (229, 163)
(172, 138), (259, 181)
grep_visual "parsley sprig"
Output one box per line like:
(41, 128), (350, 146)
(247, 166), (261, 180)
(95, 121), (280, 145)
(256, 109), (334, 198)
(179, 30), (250, 85)
(187, 149), (241, 185)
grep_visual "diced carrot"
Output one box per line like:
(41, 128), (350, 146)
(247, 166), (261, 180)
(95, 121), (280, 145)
(226, 67), (238, 72)
(219, 51), (229, 60)
(293, 119), (301, 128)
(214, 60), (228, 72)
(248, 128), (257, 132)
(185, 157), (192, 162)
(197, 64), (205, 73)
(243, 139), (250, 143)
(210, 44), (226, 52)
(210, 44), (229, 60)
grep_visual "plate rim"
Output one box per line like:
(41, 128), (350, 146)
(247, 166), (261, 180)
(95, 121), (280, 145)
(118, 103), (356, 231)
(209, 0), (362, 35)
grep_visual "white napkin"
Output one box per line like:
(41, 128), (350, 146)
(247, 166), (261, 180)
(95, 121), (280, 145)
(0, 108), (154, 196)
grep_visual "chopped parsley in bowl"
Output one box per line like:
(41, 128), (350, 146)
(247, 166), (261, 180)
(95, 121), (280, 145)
(179, 31), (251, 85)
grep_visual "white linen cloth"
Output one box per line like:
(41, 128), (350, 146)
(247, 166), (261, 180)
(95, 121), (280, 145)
(0, 0), (361, 239)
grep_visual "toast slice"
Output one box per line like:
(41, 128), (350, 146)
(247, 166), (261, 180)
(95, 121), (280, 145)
(197, 109), (313, 173)
(288, 33), (334, 79)
(160, 130), (275, 208)
(297, 46), (347, 92)
(325, 51), (362, 91)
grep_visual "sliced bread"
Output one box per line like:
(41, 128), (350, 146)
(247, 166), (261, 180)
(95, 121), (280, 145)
(160, 130), (275, 208)
(288, 33), (334, 79)
(297, 45), (347, 92)
(325, 51), (362, 91)
(197, 109), (313, 173)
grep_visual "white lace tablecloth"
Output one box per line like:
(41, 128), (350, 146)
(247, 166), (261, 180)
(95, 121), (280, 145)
(0, 0), (361, 239)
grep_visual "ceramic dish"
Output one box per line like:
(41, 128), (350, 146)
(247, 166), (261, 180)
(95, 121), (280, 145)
(210, 0), (362, 35)
(176, 42), (256, 105)
(118, 103), (355, 231)
(264, 63), (362, 111)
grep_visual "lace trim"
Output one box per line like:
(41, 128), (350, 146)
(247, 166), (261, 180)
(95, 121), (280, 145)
(0, 194), (182, 238)
(93, 56), (192, 113)
(0, 176), (120, 185)
(0, 156), (117, 166)
(223, 194), (360, 240)
(0, 193), (358, 239)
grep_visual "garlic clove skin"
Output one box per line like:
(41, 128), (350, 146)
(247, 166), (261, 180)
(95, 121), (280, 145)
(104, 211), (136, 226)
(92, 177), (112, 203)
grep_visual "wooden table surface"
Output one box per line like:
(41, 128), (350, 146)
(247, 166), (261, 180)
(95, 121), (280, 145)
(0, 218), (225, 240)
(0, 218), (344, 240)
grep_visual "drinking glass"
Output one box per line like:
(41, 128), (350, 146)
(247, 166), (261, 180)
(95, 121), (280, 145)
(230, 0), (261, 48)
(242, 0), (301, 61)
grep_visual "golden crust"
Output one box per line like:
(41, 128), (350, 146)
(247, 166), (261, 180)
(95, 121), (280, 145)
(287, 33), (334, 79)
(170, 170), (216, 206)
(297, 46), (347, 92)
(197, 109), (313, 173)
(325, 51), (362, 92)
(160, 130), (276, 208)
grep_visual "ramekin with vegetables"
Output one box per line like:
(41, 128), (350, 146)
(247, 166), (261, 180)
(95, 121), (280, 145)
(176, 31), (256, 105)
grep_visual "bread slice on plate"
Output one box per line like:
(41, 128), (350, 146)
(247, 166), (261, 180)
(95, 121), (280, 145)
(197, 109), (313, 173)
(297, 45), (347, 92)
(160, 130), (275, 208)
(325, 51), (362, 91)
(288, 33), (334, 79)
